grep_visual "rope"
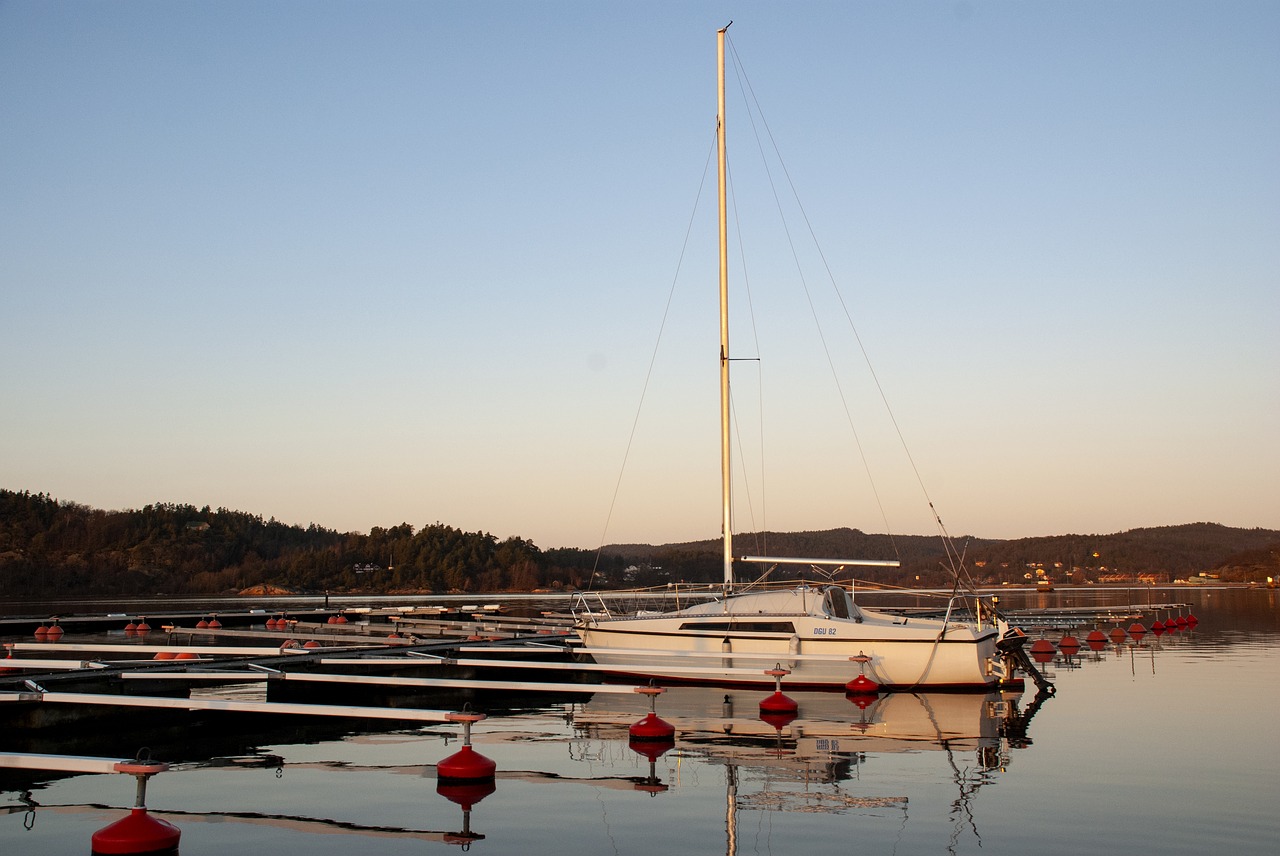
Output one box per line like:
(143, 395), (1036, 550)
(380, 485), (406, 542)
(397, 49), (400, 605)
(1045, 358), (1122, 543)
(587, 130), (719, 588)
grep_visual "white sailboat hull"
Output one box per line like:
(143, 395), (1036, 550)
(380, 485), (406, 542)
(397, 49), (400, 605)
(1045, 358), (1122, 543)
(575, 587), (1007, 690)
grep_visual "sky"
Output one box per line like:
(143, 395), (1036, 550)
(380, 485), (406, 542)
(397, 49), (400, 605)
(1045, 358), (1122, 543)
(2, 1), (1277, 550)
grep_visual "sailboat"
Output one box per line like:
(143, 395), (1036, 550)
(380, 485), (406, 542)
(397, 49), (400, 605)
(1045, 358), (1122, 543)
(573, 26), (1019, 692)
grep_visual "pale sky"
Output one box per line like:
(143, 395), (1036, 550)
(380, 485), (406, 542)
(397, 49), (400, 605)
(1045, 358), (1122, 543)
(2, 1), (1276, 549)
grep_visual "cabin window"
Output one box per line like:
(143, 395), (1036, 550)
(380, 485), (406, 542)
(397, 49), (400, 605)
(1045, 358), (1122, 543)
(823, 587), (852, 619)
(678, 621), (796, 633)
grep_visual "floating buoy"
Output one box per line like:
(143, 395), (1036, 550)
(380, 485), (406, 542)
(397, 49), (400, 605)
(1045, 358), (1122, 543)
(1186, 613), (1198, 627)
(1030, 639), (1057, 663)
(1108, 626), (1127, 642)
(174, 652), (198, 660)
(760, 665), (798, 714)
(1152, 619), (1165, 631)
(136, 620), (151, 633)
(334, 614), (347, 624)
(629, 711), (676, 741)
(326, 615), (338, 624)
(630, 685), (676, 741)
(387, 632), (402, 640)
(91, 807), (181, 855)
(846, 674), (880, 695)
(195, 619), (209, 629)
(92, 758), (179, 855)
(1086, 629), (1108, 651)
(1174, 614), (1189, 627)
(846, 651), (880, 695)
(153, 651), (176, 661)
(1128, 622), (1147, 639)
(208, 617), (221, 629)
(437, 744), (496, 781)
(46, 623), (65, 640)
(759, 691), (797, 713)
(302, 640), (320, 649)
(1058, 635), (1081, 653)
(124, 621), (138, 634)
(438, 710), (496, 782)
(34, 624), (48, 639)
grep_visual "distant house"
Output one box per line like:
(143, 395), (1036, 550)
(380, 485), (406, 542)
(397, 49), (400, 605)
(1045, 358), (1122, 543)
(184, 522), (211, 532)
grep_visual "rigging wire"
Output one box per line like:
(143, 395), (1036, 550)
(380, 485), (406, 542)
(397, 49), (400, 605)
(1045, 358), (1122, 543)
(727, 157), (768, 557)
(726, 33), (973, 581)
(725, 34), (899, 564)
(588, 130), (720, 586)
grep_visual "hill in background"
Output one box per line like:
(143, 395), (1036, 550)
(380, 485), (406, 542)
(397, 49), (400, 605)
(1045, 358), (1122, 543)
(2, 489), (1276, 595)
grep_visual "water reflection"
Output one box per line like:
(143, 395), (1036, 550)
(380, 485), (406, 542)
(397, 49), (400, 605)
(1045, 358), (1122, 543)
(4, 587), (1276, 855)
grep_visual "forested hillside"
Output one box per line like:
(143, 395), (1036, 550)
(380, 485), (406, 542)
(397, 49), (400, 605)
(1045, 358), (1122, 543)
(0, 490), (619, 596)
(1, 489), (1275, 596)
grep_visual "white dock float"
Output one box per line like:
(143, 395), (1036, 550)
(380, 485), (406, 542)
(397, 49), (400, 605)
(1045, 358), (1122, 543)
(10, 642), (322, 656)
(10, 639), (373, 655)
(0, 752), (141, 775)
(4, 690), (460, 723)
(116, 670), (644, 695)
(0, 658), (114, 671)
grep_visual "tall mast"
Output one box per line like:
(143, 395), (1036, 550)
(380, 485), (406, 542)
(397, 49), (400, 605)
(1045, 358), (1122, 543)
(717, 24), (733, 593)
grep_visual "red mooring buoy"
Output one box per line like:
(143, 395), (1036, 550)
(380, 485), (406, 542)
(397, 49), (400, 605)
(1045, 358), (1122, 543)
(437, 744), (497, 782)
(46, 623), (64, 640)
(1058, 635), (1081, 653)
(438, 710), (496, 782)
(92, 759), (180, 855)
(846, 674), (880, 695)
(629, 711), (676, 741)
(91, 807), (181, 855)
(629, 685), (676, 741)
(1030, 639), (1056, 663)
(1109, 626), (1127, 642)
(760, 666), (798, 714)
(1128, 622), (1147, 638)
(1086, 629), (1108, 651)
(1186, 613), (1198, 627)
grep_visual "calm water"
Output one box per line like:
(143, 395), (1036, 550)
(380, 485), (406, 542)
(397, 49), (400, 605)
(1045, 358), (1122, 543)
(2, 587), (1277, 855)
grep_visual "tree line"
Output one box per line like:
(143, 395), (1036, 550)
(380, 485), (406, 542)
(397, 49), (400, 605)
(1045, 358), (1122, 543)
(2, 490), (1276, 596)
(0, 490), (626, 596)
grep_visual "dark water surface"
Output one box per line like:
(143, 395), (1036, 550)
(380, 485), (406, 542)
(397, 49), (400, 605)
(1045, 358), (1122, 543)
(2, 587), (1277, 855)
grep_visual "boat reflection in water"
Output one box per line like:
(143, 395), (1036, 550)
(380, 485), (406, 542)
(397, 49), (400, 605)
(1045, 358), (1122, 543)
(570, 684), (1047, 851)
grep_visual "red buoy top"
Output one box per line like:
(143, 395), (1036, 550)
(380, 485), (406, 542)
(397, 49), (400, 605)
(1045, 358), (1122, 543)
(629, 711), (676, 741)
(760, 690), (798, 715)
(437, 744), (497, 782)
(91, 807), (181, 855)
(846, 674), (880, 695)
